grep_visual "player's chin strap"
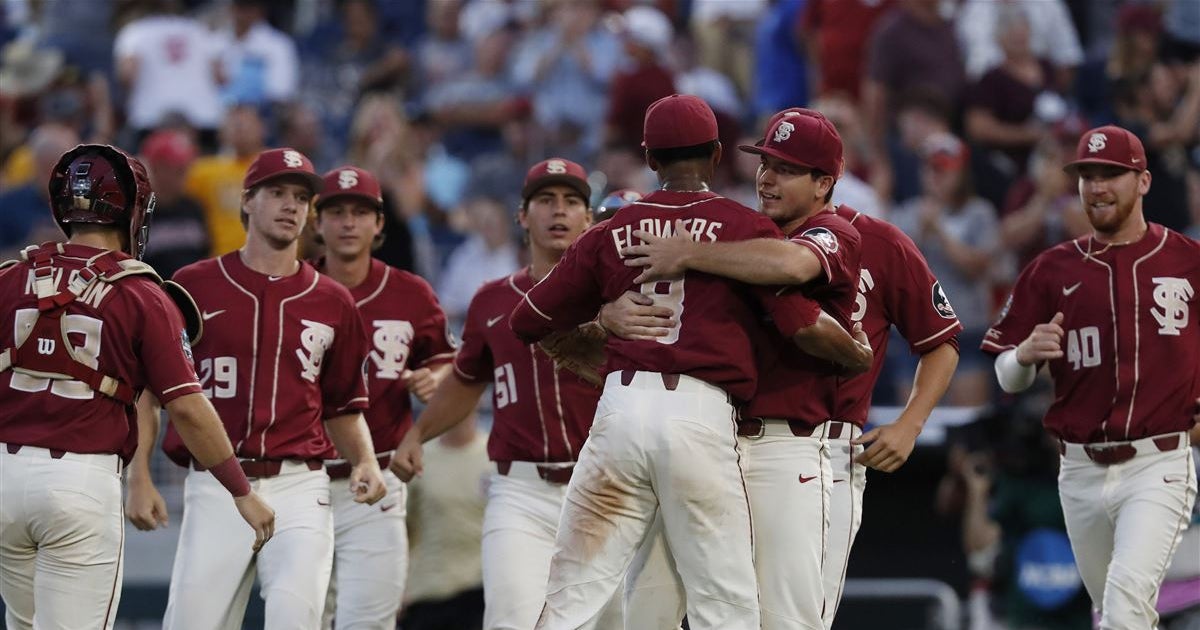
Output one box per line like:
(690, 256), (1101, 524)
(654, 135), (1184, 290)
(0, 243), (204, 405)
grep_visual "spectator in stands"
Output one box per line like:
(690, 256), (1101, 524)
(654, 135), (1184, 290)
(799, 0), (894, 102)
(891, 133), (999, 406)
(955, 0), (1082, 90)
(114, 0), (223, 149)
(139, 129), (209, 278)
(0, 123), (78, 259)
(863, 0), (965, 203)
(689, 0), (764, 98)
(279, 103), (335, 173)
(34, 0), (114, 79)
(890, 88), (955, 206)
(511, 0), (620, 158)
(402, 416), (490, 630)
(605, 6), (676, 154)
(414, 0), (473, 100)
(1161, 0), (1200, 66)
(963, 5), (1069, 209)
(184, 104), (265, 256)
(1113, 60), (1200, 234)
(999, 128), (1090, 269)
(812, 94), (887, 218)
(214, 0), (299, 109)
(436, 197), (520, 326)
(466, 115), (537, 215)
(1076, 3), (1163, 127)
(751, 0), (806, 121)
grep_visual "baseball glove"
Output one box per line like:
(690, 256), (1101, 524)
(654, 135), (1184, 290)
(539, 322), (608, 387)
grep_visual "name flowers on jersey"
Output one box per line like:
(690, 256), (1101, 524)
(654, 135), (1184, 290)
(1151, 277), (1193, 336)
(297, 319), (335, 382)
(611, 217), (724, 253)
(370, 320), (414, 379)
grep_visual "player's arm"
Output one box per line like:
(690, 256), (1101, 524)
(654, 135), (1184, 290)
(855, 342), (959, 472)
(324, 412), (387, 505)
(510, 233), (604, 343)
(622, 220), (823, 285)
(127, 393), (169, 531)
(791, 312), (873, 373)
(391, 374), (489, 482)
(995, 312), (1065, 393)
(403, 362), (451, 404)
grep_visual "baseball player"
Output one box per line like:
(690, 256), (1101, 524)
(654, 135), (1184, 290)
(128, 147), (387, 630)
(611, 108), (964, 629)
(391, 157), (625, 630)
(0, 144), (273, 629)
(983, 125), (1199, 629)
(508, 95), (865, 630)
(311, 165), (456, 629)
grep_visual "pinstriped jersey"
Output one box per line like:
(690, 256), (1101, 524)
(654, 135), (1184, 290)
(162, 252), (370, 466)
(455, 267), (598, 463)
(983, 223), (1200, 443)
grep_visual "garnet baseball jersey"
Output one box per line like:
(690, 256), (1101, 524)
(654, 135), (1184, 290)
(161, 252), (370, 466)
(745, 208), (863, 423)
(320, 257), (456, 453)
(455, 267), (599, 463)
(833, 207), (963, 425)
(982, 223), (1200, 443)
(509, 190), (821, 403)
(0, 244), (202, 460)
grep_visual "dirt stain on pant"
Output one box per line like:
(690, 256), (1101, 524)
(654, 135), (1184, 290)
(561, 464), (628, 563)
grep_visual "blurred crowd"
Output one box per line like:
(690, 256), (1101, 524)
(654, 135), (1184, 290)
(2, 0), (1200, 627)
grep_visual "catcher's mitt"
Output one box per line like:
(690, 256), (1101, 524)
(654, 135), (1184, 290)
(538, 322), (608, 387)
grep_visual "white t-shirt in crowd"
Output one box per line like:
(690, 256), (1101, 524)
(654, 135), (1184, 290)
(114, 15), (223, 129)
(214, 21), (299, 105)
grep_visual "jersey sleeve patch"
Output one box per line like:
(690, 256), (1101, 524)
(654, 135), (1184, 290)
(932, 281), (957, 319)
(801, 226), (839, 255)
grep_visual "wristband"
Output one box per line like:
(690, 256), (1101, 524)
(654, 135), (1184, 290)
(209, 455), (252, 498)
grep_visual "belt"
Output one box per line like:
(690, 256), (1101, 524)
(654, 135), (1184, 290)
(194, 457), (324, 478)
(496, 461), (574, 485)
(1058, 432), (1188, 466)
(326, 454), (393, 480)
(619, 369), (680, 390)
(3, 443), (123, 474)
(737, 419), (856, 440)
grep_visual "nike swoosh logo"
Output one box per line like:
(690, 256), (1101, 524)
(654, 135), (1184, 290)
(798, 474), (817, 484)
(1164, 476), (1184, 484)
(268, 275), (282, 282)
(317, 499), (330, 506)
(486, 315), (504, 328)
(380, 503), (397, 512)
(202, 309), (226, 320)
(1062, 282), (1082, 296)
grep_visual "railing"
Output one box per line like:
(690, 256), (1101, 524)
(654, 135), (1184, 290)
(839, 578), (962, 630)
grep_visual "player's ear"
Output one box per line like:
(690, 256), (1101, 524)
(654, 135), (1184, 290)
(1138, 169), (1152, 196)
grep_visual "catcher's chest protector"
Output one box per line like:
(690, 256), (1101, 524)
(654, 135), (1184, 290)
(0, 243), (174, 405)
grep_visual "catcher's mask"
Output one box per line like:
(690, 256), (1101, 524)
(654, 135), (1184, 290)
(47, 143), (157, 260)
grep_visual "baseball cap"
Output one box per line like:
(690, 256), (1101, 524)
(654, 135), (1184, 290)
(739, 109), (844, 178)
(621, 6), (673, 54)
(242, 147), (324, 194)
(316, 165), (383, 211)
(521, 158), (591, 202)
(140, 130), (197, 168)
(1063, 125), (1147, 173)
(642, 94), (719, 150)
(921, 132), (969, 171)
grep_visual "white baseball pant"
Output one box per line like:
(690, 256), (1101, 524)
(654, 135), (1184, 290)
(535, 371), (760, 630)
(821, 423), (866, 629)
(0, 445), (124, 630)
(482, 462), (622, 630)
(323, 468), (408, 630)
(1057, 433), (1197, 630)
(163, 463), (335, 630)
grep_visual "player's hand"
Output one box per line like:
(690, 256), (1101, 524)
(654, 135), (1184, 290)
(848, 322), (874, 374)
(621, 219), (696, 284)
(599, 291), (676, 340)
(233, 491), (275, 552)
(390, 432), (424, 482)
(1015, 312), (1065, 366)
(853, 421), (920, 472)
(126, 478), (169, 531)
(402, 368), (439, 404)
(350, 461), (388, 505)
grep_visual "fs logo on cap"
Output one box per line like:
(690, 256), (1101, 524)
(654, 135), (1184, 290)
(773, 121), (795, 144)
(338, 169), (359, 190)
(545, 159), (567, 174)
(282, 150), (305, 168)
(1087, 133), (1107, 154)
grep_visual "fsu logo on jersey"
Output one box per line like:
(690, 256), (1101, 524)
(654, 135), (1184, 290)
(337, 169), (359, 190)
(801, 227), (839, 254)
(1087, 133), (1107, 154)
(1150, 277), (1193, 336)
(932, 281), (956, 319)
(369, 320), (414, 379)
(296, 319), (335, 382)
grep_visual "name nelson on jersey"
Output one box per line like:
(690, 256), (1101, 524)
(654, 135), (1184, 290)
(610, 217), (724, 253)
(22, 268), (115, 308)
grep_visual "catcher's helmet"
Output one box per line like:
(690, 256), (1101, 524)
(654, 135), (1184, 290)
(47, 144), (157, 259)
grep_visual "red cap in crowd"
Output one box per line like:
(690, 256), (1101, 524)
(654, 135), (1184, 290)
(521, 158), (591, 203)
(242, 147), (323, 193)
(316, 166), (383, 211)
(642, 94), (719, 150)
(1063, 125), (1146, 173)
(140, 130), (196, 168)
(921, 132), (970, 172)
(740, 109), (844, 178)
